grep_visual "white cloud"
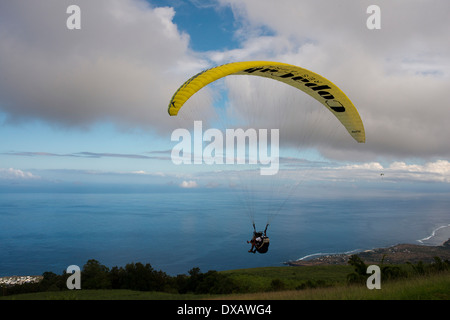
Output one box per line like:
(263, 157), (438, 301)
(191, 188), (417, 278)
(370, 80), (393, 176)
(179, 180), (198, 188)
(386, 160), (450, 183)
(0, 168), (40, 180)
(334, 160), (450, 183)
(212, 0), (450, 161)
(131, 170), (166, 177)
(1, 0), (450, 164)
(0, 0), (208, 134)
(341, 162), (385, 171)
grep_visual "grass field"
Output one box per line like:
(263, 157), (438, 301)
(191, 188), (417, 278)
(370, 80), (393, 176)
(221, 265), (353, 292)
(1, 265), (449, 300)
(218, 272), (450, 300)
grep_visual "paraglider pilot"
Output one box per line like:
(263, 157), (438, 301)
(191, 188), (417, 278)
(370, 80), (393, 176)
(248, 224), (270, 254)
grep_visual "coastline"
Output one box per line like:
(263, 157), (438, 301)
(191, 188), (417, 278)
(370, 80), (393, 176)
(1, 241), (448, 282)
(417, 223), (450, 244)
(286, 238), (450, 267)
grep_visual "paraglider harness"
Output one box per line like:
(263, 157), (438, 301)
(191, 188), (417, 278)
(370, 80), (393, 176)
(251, 223), (270, 254)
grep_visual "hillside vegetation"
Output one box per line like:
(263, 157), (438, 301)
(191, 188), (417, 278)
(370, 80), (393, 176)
(2, 240), (449, 300)
(2, 264), (449, 300)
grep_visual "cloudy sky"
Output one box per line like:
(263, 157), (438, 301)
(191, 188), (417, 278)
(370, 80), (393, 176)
(1, 0), (449, 192)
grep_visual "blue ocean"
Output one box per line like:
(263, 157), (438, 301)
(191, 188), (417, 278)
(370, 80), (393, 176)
(0, 190), (449, 277)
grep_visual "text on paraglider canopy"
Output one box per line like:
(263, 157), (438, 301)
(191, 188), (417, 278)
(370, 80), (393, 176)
(171, 121), (279, 175)
(241, 66), (348, 113)
(244, 67), (335, 100)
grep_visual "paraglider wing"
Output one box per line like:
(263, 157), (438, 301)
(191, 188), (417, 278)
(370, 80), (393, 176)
(168, 61), (365, 143)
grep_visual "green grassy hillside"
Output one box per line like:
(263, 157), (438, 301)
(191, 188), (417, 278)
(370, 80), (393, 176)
(218, 272), (450, 300)
(2, 265), (448, 300)
(221, 265), (353, 292)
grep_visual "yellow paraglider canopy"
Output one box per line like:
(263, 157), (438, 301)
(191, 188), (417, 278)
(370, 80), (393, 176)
(168, 61), (365, 143)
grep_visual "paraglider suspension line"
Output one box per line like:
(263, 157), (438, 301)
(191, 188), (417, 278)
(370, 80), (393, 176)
(253, 223), (269, 235)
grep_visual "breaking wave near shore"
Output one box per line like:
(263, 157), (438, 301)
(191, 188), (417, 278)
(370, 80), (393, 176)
(295, 224), (450, 263)
(417, 224), (450, 245)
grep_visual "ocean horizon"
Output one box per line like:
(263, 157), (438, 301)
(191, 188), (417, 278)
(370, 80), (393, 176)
(1, 189), (449, 277)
